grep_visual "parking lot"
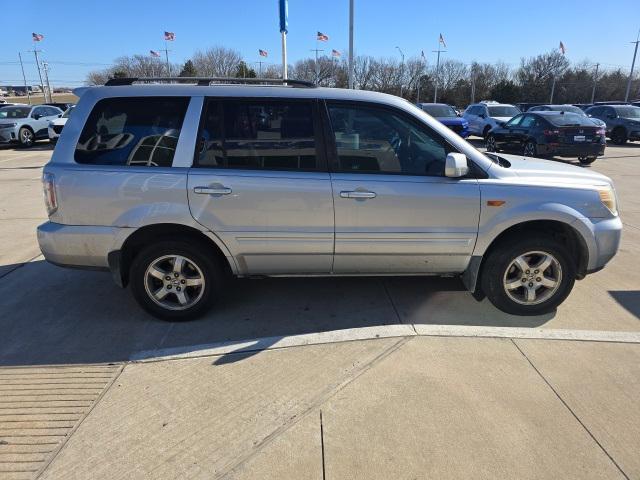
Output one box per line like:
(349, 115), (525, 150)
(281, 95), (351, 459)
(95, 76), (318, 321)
(1, 141), (639, 479)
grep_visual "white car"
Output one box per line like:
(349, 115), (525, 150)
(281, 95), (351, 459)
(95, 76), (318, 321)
(48, 105), (74, 142)
(463, 101), (521, 138)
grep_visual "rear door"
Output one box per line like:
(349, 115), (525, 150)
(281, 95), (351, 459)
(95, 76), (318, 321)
(187, 98), (334, 275)
(325, 101), (480, 274)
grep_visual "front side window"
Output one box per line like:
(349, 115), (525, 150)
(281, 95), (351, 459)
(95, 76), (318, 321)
(328, 103), (449, 176)
(520, 115), (537, 128)
(196, 100), (318, 170)
(420, 104), (457, 118)
(75, 97), (189, 167)
(505, 115), (524, 127)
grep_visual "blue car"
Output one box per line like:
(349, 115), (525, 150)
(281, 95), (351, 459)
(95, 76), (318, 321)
(417, 103), (469, 138)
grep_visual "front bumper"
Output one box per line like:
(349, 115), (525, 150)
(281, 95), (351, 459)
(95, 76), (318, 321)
(37, 221), (129, 269)
(0, 127), (18, 144)
(573, 215), (622, 273)
(629, 130), (640, 141)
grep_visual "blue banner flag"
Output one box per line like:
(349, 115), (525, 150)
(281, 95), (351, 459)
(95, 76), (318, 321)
(279, 0), (288, 33)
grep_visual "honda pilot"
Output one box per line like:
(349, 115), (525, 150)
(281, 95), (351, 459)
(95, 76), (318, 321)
(37, 78), (622, 320)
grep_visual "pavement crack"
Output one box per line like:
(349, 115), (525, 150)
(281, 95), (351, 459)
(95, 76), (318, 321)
(382, 279), (417, 334)
(320, 410), (326, 480)
(510, 339), (630, 480)
(217, 336), (411, 479)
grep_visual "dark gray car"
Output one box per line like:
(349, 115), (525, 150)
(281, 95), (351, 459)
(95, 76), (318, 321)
(585, 104), (640, 144)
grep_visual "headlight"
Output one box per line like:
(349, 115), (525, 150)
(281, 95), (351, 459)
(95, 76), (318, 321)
(598, 186), (618, 216)
(0, 123), (17, 129)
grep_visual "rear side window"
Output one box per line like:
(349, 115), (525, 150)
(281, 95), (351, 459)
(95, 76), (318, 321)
(196, 99), (319, 170)
(75, 97), (189, 167)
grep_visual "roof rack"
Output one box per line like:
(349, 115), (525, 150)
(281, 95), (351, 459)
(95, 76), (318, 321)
(104, 77), (316, 88)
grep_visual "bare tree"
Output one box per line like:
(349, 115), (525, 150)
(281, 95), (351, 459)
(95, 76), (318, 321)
(191, 47), (242, 77)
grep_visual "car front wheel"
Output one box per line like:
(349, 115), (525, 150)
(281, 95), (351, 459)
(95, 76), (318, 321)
(130, 240), (224, 321)
(578, 156), (596, 165)
(486, 135), (497, 152)
(480, 237), (576, 316)
(610, 128), (627, 145)
(18, 127), (34, 148)
(523, 141), (537, 157)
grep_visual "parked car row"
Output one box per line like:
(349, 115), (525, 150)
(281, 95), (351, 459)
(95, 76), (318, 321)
(418, 98), (640, 165)
(0, 103), (75, 147)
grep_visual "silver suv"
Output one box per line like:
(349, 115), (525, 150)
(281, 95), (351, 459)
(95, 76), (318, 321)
(37, 78), (622, 320)
(463, 101), (521, 138)
(0, 104), (63, 147)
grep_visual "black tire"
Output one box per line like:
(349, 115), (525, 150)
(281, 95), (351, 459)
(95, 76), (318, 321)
(18, 127), (34, 148)
(523, 141), (537, 157)
(130, 240), (225, 321)
(610, 128), (627, 145)
(486, 135), (498, 152)
(482, 126), (491, 139)
(480, 236), (576, 316)
(578, 156), (596, 165)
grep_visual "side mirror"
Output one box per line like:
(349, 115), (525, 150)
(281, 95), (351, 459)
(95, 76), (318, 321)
(33, 113), (42, 120)
(479, 113), (486, 119)
(445, 153), (469, 178)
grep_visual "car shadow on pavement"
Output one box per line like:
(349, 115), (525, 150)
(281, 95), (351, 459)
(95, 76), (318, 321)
(0, 260), (554, 367)
(609, 291), (640, 320)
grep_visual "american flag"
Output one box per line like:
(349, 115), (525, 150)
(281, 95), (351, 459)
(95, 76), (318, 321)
(150, 50), (161, 57)
(559, 41), (566, 55)
(331, 49), (341, 57)
(317, 31), (329, 42)
(439, 33), (446, 48)
(164, 31), (175, 41)
(259, 49), (268, 57)
(32, 32), (44, 42)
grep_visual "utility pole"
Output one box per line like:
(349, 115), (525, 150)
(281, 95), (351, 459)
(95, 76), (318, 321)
(432, 47), (445, 102)
(18, 52), (31, 105)
(471, 76), (476, 104)
(624, 35), (639, 102)
(42, 62), (52, 102)
(395, 46), (405, 98)
(280, 0), (288, 80)
(348, 0), (354, 89)
(256, 60), (265, 77)
(159, 44), (171, 76)
(550, 76), (557, 103)
(31, 46), (46, 101)
(590, 63), (600, 104)
(310, 47), (324, 84)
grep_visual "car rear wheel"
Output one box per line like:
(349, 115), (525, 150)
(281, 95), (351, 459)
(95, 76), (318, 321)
(130, 240), (224, 321)
(18, 127), (34, 148)
(610, 128), (627, 145)
(486, 135), (497, 152)
(480, 237), (576, 316)
(578, 156), (596, 165)
(523, 141), (537, 157)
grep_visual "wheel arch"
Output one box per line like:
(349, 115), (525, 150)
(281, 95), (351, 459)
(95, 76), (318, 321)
(109, 223), (237, 288)
(463, 219), (589, 297)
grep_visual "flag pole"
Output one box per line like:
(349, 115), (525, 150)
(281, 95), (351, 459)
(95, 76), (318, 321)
(18, 52), (31, 105)
(348, 0), (354, 89)
(32, 41), (46, 102)
(164, 39), (170, 76)
(279, 0), (288, 80)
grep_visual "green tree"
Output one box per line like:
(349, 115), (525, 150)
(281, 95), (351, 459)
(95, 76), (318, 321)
(235, 61), (257, 78)
(179, 60), (197, 77)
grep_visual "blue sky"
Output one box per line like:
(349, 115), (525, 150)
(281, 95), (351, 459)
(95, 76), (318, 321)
(1, 0), (639, 87)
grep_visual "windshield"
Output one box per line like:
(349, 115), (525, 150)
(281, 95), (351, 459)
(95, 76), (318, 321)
(547, 113), (598, 127)
(548, 105), (584, 115)
(488, 105), (520, 117)
(420, 104), (457, 117)
(0, 107), (30, 119)
(62, 106), (75, 118)
(615, 106), (640, 119)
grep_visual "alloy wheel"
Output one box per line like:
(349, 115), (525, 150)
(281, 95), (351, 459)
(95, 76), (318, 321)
(144, 254), (205, 311)
(502, 250), (562, 305)
(523, 142), (535, 157)
(20, 129), (33, 146)
(486, 136), (496, 152)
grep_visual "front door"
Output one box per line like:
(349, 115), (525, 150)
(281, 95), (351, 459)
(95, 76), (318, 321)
(188, 98), (334, 275)
(325, 102), (480, 274)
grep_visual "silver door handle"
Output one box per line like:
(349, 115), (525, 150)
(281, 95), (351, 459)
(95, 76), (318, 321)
(340, 190), (377, 199)
(194, 186), (232, 195)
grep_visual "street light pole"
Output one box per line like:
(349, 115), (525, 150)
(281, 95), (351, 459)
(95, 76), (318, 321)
(590, 63), (599, 104)
(432, 47), (445, 102)
(395, 46), (404, 98)
(550, 76), (557, 103)
(18, 52), (31, 105)
(625, 38), (639, 102)
(348, 0), (354, 89)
